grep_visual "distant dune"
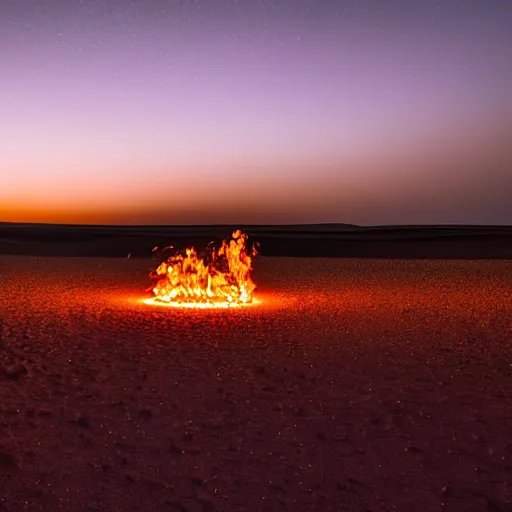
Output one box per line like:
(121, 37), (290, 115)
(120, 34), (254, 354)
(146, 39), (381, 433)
(1, 222), (512, 259)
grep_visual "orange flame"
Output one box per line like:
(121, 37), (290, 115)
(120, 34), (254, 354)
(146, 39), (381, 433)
(144, 230), (258, 308)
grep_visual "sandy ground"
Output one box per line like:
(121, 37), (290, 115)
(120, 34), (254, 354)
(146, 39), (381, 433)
(0, 256), (511, 511)
(2, 223), (512, 259)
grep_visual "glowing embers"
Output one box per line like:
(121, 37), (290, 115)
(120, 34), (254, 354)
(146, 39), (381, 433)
(142, 298), (259, 309)
(145, 230), (258, 309)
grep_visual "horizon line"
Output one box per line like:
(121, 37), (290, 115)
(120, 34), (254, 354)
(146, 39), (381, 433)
(2, 221), (512, 230)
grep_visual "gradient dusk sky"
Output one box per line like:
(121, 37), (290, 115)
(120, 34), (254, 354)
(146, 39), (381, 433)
(1, 0), (511, 225)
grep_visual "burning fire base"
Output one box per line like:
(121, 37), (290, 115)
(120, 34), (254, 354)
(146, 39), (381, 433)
(142, 297), (259, 309)
(144, 230), (258, 309)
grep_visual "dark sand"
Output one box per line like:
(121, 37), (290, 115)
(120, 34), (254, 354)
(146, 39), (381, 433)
(0, 256), (511, 511)
(2, 223), (512, 258)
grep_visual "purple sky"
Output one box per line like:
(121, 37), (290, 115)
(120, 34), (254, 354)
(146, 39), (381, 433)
(1, 0), (511, 225)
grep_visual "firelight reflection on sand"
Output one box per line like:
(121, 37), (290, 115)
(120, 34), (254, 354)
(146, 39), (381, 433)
(144, 230), (258, 309)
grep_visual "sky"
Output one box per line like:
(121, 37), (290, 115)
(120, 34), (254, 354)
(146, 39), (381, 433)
(1, 0), (511, 225)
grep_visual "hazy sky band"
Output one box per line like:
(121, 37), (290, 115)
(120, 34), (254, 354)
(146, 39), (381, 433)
(1, 0), (511, 224)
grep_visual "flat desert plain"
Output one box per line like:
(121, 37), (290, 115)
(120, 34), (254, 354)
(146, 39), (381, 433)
(0, 256), (511, 511)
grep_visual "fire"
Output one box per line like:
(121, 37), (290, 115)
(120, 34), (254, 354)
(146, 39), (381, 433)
(144, 230), (258, 308)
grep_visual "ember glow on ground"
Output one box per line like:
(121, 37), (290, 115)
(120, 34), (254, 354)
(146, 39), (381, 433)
(142, 297), (261, 309)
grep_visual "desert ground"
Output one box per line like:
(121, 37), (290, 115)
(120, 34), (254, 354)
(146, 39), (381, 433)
(0, 254), (511, 511)
(2, 223), (512, 259)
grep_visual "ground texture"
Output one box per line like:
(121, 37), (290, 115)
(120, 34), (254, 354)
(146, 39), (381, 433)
(0, 256), (511, 511)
